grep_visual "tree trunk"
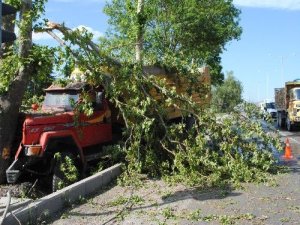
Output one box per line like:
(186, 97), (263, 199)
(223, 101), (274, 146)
(135, 0), (144, 63)
(0, 0), (33, 184)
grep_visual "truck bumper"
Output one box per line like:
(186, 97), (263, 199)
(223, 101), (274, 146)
(6, 159), (21, 184)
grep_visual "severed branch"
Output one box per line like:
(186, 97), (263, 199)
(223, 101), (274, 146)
(36, 21), (172, 77)
(46, 30), (78, 58)
(37, 23), (114, 86)
(43, 21), (121, 67)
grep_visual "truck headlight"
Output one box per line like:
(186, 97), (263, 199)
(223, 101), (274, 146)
(25, 145), (42, 156)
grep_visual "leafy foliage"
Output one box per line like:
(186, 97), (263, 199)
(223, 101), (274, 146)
(165, 103), (281, 187)
(36, 0), (283, 188)
(103, 0), (242, 84)
(54, 152), (79, 190)
(0, 49), (19, 93)
(0, 0), (281, 190)
(212, 72), (243, 113)
(22, 45), (56, 107)
(0, 0), (55, 102)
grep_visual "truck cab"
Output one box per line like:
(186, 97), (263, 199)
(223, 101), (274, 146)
(275, 80), (300, 131)
(264, 102), (277, 119)
(6, 82), (113, 191)
(286, 87), (300, 129)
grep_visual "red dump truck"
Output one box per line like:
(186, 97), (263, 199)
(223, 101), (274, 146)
(6, 82), (113, 191)
(5, 67), (211, 191)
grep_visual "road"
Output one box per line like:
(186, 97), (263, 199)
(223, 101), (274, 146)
(46, 121), (300, 225)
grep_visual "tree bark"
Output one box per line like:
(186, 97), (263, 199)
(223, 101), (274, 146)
(135, 0), (144, 63)
(0, 0), (33, 183)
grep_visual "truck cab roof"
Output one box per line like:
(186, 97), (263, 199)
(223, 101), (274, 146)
(45, 82), (88, 92)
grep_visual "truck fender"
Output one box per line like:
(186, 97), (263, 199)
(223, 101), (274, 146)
(40, 130), (86, 167)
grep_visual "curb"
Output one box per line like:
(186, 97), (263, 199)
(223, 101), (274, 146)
(0, 198), (32, 215)
(2, 163), (122, 225)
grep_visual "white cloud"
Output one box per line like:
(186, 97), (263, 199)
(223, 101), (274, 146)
(74, 25), (104, 39)
(32, 32), (58, 41)
(233, 0), (300, 10)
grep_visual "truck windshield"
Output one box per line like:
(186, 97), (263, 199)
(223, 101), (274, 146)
(294, 89), (300, 100)
(43, 93), (79, 110)
(265, 102), (275, 109)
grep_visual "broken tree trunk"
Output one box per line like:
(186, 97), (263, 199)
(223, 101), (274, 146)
(0, 0), (33, 184)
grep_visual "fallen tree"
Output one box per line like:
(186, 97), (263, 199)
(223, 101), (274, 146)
(33, 0), (282, 187)
(1, 0), (282, 187)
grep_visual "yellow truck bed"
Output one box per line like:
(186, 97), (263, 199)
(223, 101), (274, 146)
(149, 66), (211, 119)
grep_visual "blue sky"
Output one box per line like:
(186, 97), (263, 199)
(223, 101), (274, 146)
(34, 0), (300, 103)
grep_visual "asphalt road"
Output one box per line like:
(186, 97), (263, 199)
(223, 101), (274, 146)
(47, 121), (300, 225)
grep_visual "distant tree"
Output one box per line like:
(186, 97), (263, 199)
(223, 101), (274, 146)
(212, 71), (243, 112)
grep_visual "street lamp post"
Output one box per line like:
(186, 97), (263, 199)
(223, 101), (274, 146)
(268, 53), (296, 85)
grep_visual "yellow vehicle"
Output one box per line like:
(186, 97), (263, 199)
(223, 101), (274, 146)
(149, 66), (211, 120)
(275, 79), (300, 131)
(70, 66), (211, 126)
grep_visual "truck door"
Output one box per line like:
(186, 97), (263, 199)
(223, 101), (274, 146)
(77, 92), (112, 147)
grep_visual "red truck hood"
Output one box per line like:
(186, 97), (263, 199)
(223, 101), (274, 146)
(25, 111), (74, 126)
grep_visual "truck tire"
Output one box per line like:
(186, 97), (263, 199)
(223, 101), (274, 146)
(185, 115), (196, 131)
(277, 112), (286, 129)
(0, 159), (10, 184)
(286, 117), (294, 131)
(52, 152), (79, 192)
(276, 116), (280, 127)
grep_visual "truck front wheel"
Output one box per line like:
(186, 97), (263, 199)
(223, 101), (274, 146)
(52, 152), (79, 192)
(286, 117), (294, 131)
(277, 113), (281, 128)
(277, 112), (286, 129)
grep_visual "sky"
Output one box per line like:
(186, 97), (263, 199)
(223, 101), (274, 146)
(34, 0), (300, 103)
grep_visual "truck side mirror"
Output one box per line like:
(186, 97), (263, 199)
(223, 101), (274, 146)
(96, 92), (103, 105)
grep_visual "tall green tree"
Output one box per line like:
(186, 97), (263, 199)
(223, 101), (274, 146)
(212, 71), (243, 112)
(103, 0), (242, 84)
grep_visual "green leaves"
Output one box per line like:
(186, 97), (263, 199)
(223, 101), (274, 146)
(35, 0), (280, 189)
(104, 0), (241, 84)
(212, 72), (243, 113)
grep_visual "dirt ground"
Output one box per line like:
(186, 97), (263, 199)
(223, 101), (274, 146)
(46, 156), (300, 225)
